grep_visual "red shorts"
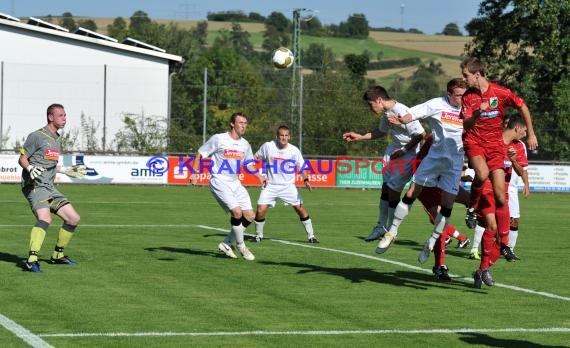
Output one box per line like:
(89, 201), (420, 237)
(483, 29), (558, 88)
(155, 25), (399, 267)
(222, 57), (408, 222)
(476, 182), (510, 222)
(463, 133), (506, 172)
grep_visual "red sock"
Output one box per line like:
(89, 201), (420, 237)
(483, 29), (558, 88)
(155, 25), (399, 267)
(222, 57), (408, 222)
(480, 229), (500, 269)
(433, 228), (455, 267)
(495, 204), (510, 245)
(469, 180), (483, 209)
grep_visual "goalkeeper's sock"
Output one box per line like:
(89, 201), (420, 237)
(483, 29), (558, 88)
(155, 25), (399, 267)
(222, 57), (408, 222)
(52, 224), (76, 259)
(28, 221), (49, 262)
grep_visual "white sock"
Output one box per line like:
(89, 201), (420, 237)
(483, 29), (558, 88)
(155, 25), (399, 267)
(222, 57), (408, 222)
(232, 224), (246, 249)
(428, 213), (447, 249)
(255, 220), (265, 236)
(378, 199), (389, 228)
(471, 224), (485, 252)
(508, 229), (518, 250)
(301, 218), (314, 238)
(389, 201), (412, 233)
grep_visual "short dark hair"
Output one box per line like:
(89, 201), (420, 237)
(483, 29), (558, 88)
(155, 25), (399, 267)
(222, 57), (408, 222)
(276, 124), (290, 135)
(460, 57), (486, 77)
(363, 85), (391, 102)
(446, 78), (468, 93)
(46, 103), (64, 122)
(230, 112), (248, 125)
(47, 103), (64, 116)
(506, 114), (525, 130)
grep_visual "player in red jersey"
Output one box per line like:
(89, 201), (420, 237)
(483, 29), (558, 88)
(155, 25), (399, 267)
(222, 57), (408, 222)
(473, 115), (528, 288)
(460, 58), (537, 266)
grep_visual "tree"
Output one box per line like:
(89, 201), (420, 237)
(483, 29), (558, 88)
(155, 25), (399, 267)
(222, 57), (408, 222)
(302, 43), (335, 73)
(465, 0), (570, 160)
(302, 16), (324, 36)
(337, 14), (369, 39)
(77, 19), (97, 31)
(113, 113), (167, 153)
(262, 11), (291, 51)
(441, 22), (462, 36)
(344, 53), (369, 81)
(129, 10), (152, 37)
(80, 113), (101, 152)
(248, 12), (265, 22)
(107, 17), (128, 41)
(230, 22), (254, 57)
(397, 63), (442, 106)
(59, 12), (77, 32)
(265, 11), (290, 33)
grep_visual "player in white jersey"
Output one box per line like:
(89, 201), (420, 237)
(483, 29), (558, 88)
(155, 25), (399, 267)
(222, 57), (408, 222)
(253, 125), (319, 243)
(507, 135), (530, 259)
(342, 85), (425, 244)
(190, 112), (267, 261)
(382, 78), (468, 261)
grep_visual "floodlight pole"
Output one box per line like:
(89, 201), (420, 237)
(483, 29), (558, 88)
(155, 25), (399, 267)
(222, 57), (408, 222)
(291, 8), (313, 153)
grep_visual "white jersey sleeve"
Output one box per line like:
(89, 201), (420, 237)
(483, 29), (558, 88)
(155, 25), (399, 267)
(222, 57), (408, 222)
(410, 96), (463, 154)
(385, 102), (425, 148)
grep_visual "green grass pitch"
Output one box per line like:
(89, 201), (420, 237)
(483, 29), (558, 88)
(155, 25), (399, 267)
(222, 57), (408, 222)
(1, 184), (569, 347)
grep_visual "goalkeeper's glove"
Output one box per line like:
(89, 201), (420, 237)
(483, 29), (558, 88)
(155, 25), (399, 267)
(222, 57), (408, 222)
(26, 165), (46, 180)
(59, 165), (87, 178)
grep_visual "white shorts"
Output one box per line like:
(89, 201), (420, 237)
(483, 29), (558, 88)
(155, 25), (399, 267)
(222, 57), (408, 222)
(508, 185), (520, 218)
(257, 183), (302, 208)
(383, 145), (418, 192)
(209, 177), (253, 213)
(413, 152), (464, 195)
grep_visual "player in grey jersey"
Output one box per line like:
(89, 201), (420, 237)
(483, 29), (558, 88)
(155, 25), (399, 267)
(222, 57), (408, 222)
(18, 103), (86, 272)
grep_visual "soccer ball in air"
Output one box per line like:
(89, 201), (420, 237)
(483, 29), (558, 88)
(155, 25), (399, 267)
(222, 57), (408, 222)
(272, 47), (294, 69)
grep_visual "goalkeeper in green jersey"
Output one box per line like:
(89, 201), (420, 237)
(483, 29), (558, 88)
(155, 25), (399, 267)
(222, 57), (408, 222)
(18, 103), (87, 272)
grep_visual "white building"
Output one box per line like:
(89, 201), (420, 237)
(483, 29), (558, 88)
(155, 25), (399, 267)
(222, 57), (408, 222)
(0, 15), (184, 151)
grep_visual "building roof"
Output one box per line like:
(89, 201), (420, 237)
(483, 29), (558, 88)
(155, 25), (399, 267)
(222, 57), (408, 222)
(0, 15), (184, 64)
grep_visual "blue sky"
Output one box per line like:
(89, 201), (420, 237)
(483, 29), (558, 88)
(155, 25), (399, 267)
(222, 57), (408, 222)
(0, 0), (482, 35)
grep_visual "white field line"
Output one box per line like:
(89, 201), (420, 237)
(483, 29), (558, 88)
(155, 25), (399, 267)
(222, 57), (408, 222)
(3, 223), (569, 343)
(39, 327), (570, 338)
(209, 225), (570, 302)
(0, 314), (54, 348)
(2, 223), (569, 301)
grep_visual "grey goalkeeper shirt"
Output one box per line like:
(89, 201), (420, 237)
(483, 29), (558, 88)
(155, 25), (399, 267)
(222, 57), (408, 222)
(20, 126), (62, 189)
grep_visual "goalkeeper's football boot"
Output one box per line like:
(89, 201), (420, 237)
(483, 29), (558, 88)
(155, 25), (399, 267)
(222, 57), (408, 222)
(23, 261), (42, 273)
(375, 231), (396, 254)
(365, 224), (386, 242)
(239, 246), (255, 261)
(308, 236), (320, 244)
(49, 256), (77, 265)
(500, 244), (517, 262)
(218, 242), (237, 259)
(465, 207), (477, 229)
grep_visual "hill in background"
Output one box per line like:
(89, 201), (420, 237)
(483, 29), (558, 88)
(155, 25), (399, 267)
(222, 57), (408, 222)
(88, 17), (471, 82)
